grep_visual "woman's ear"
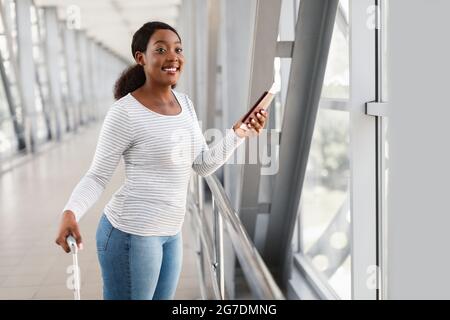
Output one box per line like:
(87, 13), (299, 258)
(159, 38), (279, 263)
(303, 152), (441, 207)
(134, 51), (145, 66)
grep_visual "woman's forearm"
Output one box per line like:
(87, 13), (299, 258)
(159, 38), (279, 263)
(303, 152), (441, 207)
(192, 128), (245, 177)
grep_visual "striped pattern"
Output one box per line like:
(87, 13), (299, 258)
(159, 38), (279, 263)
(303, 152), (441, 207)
(63, 90), (245, 236)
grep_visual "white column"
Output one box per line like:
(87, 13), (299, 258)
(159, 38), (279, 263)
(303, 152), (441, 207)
(16, 0), (38, 151)
(43, 6), (63, 140)
(62, 27), (82, 129)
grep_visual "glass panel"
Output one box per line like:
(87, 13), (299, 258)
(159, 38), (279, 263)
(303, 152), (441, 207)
(35, 101), (48, 143)
(0, 72), (16, 159)
(3, 60), (12, 79)
(276, 0), (300, 125)
(10, 1), (18, 59)
(0, 118), (17, 159)
(58, 21), (71, 131)
(278, 0), (299, 42)
(0, 35), (9, 60)
(273, 57), (286, 131)
(299, 108), (351, 299)
(321, 0), (349, 99)
(0, 91), (9, 121)
(31, 3), (51, 143)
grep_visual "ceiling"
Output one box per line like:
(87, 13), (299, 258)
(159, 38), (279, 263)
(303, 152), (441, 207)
(34, 0), (182, 63)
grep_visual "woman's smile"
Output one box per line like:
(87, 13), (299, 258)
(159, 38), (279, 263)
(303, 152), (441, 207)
(161, 65), (180, 75)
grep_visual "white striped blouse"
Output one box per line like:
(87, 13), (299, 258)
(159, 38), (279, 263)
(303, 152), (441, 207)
(62, 90), (245, 236)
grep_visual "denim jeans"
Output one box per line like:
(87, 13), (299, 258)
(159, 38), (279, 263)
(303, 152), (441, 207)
(95, 213), (183, 300)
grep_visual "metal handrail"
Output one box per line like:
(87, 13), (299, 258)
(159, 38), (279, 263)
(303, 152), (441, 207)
(188, 173), (285, 300)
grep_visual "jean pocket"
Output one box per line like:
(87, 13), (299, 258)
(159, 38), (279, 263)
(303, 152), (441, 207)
(96, 214), (114, 252)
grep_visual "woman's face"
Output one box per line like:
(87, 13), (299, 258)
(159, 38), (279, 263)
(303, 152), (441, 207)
(135, 29), (184, 87)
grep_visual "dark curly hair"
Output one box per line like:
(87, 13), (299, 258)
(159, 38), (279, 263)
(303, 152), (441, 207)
(113, 21), (181, 100)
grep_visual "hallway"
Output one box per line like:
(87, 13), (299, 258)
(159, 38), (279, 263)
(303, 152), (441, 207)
(0, 123), (201, 299)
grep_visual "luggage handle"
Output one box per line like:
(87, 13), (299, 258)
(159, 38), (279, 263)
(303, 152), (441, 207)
(66, 235), (81, 300)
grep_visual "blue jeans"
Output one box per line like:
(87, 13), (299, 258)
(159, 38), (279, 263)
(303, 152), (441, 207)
(95, 213), (183, 300)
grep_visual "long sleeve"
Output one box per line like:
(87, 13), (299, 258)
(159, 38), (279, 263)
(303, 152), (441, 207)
(186, 96), (245, 177)
(62, 104), (133, 222)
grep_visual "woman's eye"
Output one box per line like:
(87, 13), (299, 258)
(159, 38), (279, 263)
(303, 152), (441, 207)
(176, 48), (183, 53)
(156, 48), (166, 53)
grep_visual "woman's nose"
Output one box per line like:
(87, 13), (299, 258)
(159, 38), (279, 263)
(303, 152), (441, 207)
(167, 51), (179, 61)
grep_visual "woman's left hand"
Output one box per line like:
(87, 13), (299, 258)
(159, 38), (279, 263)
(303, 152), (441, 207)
(233, 110), (268, 138)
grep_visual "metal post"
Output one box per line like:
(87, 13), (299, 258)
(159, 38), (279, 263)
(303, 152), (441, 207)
(212, 195), (225, 299)
(195, 175), (207, 299)
(194, 213), (207, 300)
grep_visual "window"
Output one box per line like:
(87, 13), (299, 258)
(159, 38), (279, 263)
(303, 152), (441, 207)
(299, 108), (351, 299)
(293, 0), (352, 299)
(321, 0), (349, 100)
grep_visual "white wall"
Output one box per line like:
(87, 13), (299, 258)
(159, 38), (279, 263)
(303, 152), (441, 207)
(387, 0), (450, 299)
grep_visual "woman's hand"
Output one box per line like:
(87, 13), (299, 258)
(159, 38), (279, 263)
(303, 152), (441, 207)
(233, 110), (268, 138)
(55, 210), (83, 253)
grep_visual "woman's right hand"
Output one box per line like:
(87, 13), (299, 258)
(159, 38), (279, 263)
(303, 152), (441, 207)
(55, 210), (83, 253)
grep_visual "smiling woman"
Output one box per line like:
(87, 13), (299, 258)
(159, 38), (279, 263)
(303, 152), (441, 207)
(56, 20), (268, 301)
(113, 22), (183, 101)
(114, 23), (185, 116)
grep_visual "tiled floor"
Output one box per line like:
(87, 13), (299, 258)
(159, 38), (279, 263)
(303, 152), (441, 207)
(0, 122), (201, 300)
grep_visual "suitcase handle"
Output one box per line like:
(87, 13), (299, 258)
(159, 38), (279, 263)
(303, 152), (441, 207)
(66, 235), (81, 300)
(66, 235), (78, 254)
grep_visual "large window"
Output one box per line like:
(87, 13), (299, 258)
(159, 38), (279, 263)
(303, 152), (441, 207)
(300, 108), (350, 299)
(321, 0), (349, 100)
(57, 20), (71, 132)
(30, 3), (51, 143)
(293, 0), (352, 299)
(0, 86), (16, 160)
(0, 4), (24, 160)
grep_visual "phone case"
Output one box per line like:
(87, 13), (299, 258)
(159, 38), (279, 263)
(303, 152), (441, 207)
(237, 91), (275, 129)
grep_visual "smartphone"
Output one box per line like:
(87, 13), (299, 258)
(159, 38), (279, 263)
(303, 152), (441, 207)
(237, 90), (275, 129)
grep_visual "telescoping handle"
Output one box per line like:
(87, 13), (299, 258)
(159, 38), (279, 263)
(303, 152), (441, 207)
(66, 235), (81, 300)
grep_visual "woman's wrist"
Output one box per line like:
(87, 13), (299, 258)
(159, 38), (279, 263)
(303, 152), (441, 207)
(232, 123), (246, 139)
(63, 210), (76, 221)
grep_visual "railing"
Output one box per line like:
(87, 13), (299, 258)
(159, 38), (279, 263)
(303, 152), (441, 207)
(187, 173), (285, 300)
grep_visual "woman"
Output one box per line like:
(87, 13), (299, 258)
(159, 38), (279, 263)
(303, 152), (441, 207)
(55, 21), (267, 300)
